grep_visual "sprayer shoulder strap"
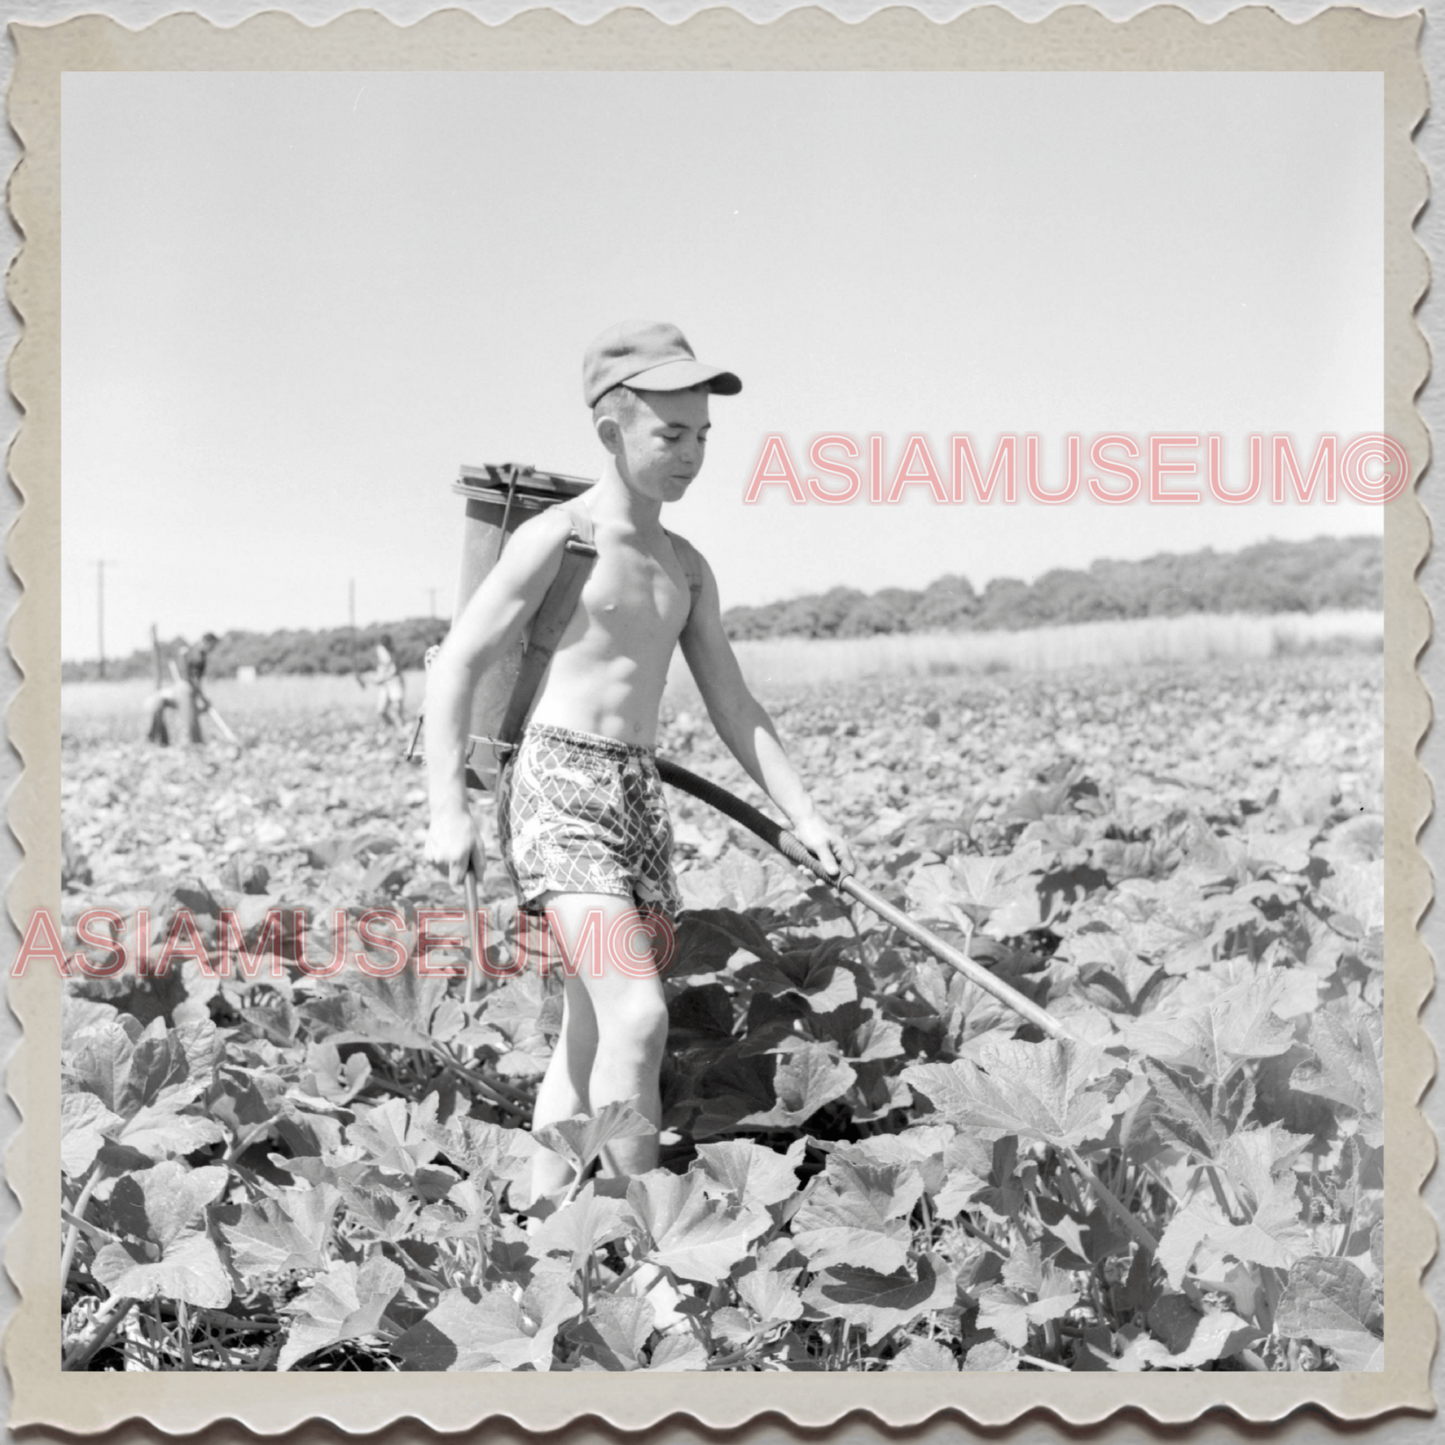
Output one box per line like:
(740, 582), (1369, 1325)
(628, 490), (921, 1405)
(665, 529), (705, 622)
(496, 498), (599, 747)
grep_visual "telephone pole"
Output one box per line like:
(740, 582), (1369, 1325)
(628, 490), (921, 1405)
(95, 560), (107, 679)
(426, 587), (438, 618)
(347, 579), (360, 684)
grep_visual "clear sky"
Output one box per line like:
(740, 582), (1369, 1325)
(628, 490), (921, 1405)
(61, 70), (1384, 662)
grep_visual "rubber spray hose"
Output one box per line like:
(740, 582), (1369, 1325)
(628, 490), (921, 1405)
(654, 757), (1075, 1044)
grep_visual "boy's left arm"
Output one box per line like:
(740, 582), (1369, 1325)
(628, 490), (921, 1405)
(678, 551), (856, 880)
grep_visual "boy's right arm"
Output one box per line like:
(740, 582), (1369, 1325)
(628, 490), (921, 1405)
(424, 508), (574, 886)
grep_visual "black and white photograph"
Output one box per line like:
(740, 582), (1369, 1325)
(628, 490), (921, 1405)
(10, 5), (1427, 1429)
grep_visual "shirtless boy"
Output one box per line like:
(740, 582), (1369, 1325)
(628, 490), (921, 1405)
(425, 321), (854, 1200)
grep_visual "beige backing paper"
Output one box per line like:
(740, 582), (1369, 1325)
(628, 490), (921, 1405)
(4, 4), (1433, 1434)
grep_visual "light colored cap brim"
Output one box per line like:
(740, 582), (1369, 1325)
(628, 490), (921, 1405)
(624, 358), (742, 396)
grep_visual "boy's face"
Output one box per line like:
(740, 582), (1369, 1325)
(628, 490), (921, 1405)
(601, 387), (712, 505)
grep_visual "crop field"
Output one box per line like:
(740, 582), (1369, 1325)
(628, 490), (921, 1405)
(58, 649), (1385, 1373)
(57, 610), (1382, 738)
(698, 609), (1384, 691)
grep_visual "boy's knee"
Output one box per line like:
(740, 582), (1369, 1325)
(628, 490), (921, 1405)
(630, 990), (671, 1048)
(607, 991), (670, 1062)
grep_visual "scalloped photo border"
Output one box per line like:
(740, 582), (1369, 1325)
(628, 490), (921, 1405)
(4, 4), (1433, 1433)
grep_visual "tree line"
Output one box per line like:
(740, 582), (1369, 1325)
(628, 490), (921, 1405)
(63, 535), (1381, 682)
(719, 535), (1382, 641)
(63, 618), (450, 685)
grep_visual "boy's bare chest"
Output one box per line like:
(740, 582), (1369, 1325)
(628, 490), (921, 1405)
(581, 537), (690, 642)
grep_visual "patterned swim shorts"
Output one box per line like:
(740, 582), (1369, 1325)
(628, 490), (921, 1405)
(496, 722), (682, 918)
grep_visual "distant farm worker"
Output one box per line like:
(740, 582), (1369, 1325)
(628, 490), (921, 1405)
(143, 622), (178, 745)
(144, 687), (177, 746)
(426, 320), (855, 1203)
(180, 633), (219, 745)
(366, 633), (407, 734)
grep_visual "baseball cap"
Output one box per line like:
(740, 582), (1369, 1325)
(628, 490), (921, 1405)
(583, 321), (742, 407)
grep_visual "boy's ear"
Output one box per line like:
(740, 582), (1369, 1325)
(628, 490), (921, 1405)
(594, 414), (625, 456)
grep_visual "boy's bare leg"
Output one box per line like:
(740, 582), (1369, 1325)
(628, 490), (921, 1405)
(527, 971), (598, 1200)
(540, 890), (670, 1181)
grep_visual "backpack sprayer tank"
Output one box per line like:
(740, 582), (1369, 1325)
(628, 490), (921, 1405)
(449, 463), (594, 790)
